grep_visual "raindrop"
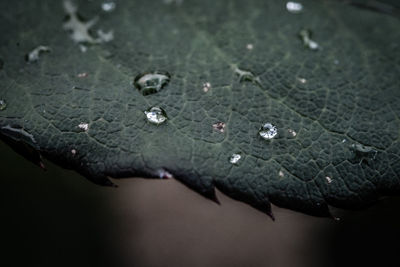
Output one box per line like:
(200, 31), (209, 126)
(78, 122), (89, 131)
(63, 0), (113, 45)
(259, 123), (278, 140)
(144, 106), (168, 125)
(25, 45), (51, 63)
(325, 176), (333, 184)
(234, 66), (261, 84)
(349, 143), (378, 165)
(0, 99), (6, 111)
(297, 77), (307, 84)
(134, 71), (171, 96)
(286, 2), (303, 14)
(299, 29), (319, 51)
(77, 72), (88, 78)
(229, 153), (241, 164)
(156, 168), (174, 179)
(212, 122), (226, 133)
(350, 143), (377, 154)
(287, 128), (297, 137)
(79, 44), (88, 53)
(101, 1), (116, 12)
(203, 82), (211, 92)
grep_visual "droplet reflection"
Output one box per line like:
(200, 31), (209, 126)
(144, 106), (168, 125)
(259, 123), (278, 140)
(134, 72), (171, 96)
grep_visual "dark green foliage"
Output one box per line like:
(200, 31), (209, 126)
(1, 0), (399, 217)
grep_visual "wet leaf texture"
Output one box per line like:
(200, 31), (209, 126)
(0, 0), (399, 218)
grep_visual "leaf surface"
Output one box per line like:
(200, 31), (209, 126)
(1, 0), (399, 217)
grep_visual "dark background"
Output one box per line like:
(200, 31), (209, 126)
(1, 140), (400, 267)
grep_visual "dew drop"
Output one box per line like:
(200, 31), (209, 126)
(325, 176), (333, 184)
(77, 72), (88, 78)
(212, 122), (226, 133)
(25, 45), (51, 63)
(299, 29), (319, 51)
(144, 106), (168, 125)
(156, 168), (174, 179)
(259, 123), (278, 140)
(334, 217), (341, 221)
(349, 142), (378, 165)
(229, 153), (241, 164)
(134, 71), (171, 96)
(287, 128), (297, 137)
(286, 2), (303, 14)
(101, 1), (116, 12)
(78, 122), (89, 131)
(79, 44), (88, 53)
(234, 66), (260, 84)
(0, 99), (6, 111)
(297, 77), (307, 84)
(203, 82), (211, 92)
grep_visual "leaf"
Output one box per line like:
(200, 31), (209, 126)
(1, 0), (399, 218)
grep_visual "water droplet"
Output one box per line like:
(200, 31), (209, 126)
(349, 143), (378, 165)
(144, 106), (168, 125)
(203, 82), (211, 92)
(212, 122), (226, 133)
(79, 44), (88, 53)
(25, 45), (51, 63)
(156, 168), (174, 179)
(334, 59), (340, 65)
(78, 122), (89, 131)
(63, 0), (113, 45)
(77, 72), (88, 78)
(287, 129), (297, 137)
(234, 66), (261, 84)
(299, 29), (319, 51)
(246, 43), (254, 50)
(229, 153), (241, 164)
(0, 99), (7, 111)
(297, 77), (307, 84)
(278, 170), (285, 178)
(286, 2), (303, 13)
(259, 123), (278, 140)
(97, 29), (114, 42)
(350, 143), (376, 154)
(325, 176), (333, 184)
(134, 71), (171, 96)
(101, 1), (116, 12)
(71, 149), (77, 155)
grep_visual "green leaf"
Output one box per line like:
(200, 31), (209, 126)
(1, 0), (399, 218)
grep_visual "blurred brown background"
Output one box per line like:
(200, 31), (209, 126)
(1, 140), (399, 267)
